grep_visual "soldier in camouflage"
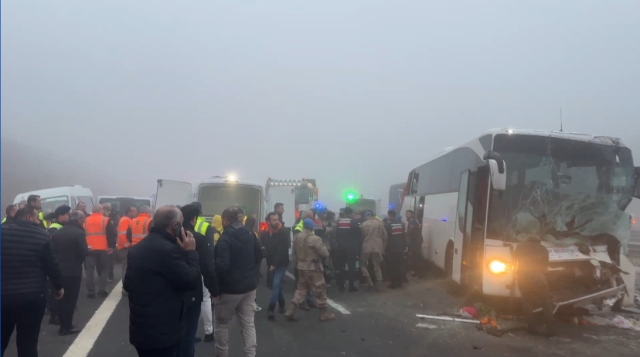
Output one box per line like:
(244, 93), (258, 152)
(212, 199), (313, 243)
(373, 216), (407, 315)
(285, 218), (335, 322)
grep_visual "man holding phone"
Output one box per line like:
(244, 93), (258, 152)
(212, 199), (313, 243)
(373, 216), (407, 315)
(124, 206), (201, 357)
(177, 204), (220, 354)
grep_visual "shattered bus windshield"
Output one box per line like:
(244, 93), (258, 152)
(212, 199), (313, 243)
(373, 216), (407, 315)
(487, 134), (635, 248)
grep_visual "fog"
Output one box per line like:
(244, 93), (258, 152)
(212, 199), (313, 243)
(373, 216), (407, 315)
(2, 1), (639, 212)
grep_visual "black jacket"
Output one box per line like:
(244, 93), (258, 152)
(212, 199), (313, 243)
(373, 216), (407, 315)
(214, 221), (263, 295)
(51, 223), (89, 276)
(336, 217), (363, 254)
(1, 220), (63, 307)
(124, 227), (201, 349)
(384, 219), (407, 254)
(261, 226), (290, 268)
(183, 222), (220, 304)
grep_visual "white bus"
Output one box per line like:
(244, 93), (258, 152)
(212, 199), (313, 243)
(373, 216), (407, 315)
(154, 176), (265, 232)
(400, 128), (640, 309)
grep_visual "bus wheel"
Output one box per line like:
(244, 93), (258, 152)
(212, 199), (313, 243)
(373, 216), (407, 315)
(444, 241), (454, 278)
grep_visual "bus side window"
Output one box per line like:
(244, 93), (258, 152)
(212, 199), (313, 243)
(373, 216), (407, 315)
(70, 196), (77, 209)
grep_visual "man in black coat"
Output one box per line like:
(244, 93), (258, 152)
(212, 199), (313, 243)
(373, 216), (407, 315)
(124, 206), (201, 357)
(214, 207), (263, 357)
(261, 211), (291, 319)
(51, 210), (89, 335)
(1, 207), (64, 357)
(177, 204), (220, 355)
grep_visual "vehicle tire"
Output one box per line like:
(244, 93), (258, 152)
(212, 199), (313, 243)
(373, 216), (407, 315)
(444, 241), (454, 278)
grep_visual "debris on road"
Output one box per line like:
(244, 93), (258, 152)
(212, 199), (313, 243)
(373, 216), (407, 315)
(416, 314), (480, 324)
(415, 323), (438, 329)
(610, 315), (640, 331)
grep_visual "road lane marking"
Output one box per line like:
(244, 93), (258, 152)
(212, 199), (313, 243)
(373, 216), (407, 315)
(63, 281), (123, 357)
(284, 271), (351, 314)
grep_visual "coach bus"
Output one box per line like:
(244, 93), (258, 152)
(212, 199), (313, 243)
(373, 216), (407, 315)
(400, 128), (640, 309)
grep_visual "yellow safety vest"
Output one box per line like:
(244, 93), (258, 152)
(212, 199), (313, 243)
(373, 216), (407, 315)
(49, 222), (63, 230)
(195, 217), (210, 236)
(39, 211), (49, 228)
(294, 219), (304, 232)
(1, 217), (5, 223)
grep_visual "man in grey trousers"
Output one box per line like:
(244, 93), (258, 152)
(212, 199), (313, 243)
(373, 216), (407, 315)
(213, 207), (263, 357)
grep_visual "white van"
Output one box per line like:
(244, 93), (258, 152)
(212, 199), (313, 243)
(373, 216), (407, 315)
(97, 196), (155, 214)
(13, 185), (95, 215)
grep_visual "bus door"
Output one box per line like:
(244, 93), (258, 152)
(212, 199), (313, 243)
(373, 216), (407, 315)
(469, 166), (490, 291)
(452, 169), (477, 287)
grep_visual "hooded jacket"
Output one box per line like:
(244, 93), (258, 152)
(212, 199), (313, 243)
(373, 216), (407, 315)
(214, 221), (263, 295)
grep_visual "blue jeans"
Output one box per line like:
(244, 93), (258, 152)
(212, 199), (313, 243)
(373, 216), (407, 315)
(176, 301), (201, 357)
(270, 266), (287, 305)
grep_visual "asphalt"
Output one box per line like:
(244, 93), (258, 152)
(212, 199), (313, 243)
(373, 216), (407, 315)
(4, 264), (640, 357)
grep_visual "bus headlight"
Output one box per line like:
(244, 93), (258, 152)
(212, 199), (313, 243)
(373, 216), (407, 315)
(488, 260), (508, 274)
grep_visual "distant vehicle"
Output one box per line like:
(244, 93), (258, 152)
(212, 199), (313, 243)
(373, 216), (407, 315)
(14, 185), (95, 215)
(400, 128), (640, 309)
(97, 196), (155, 215)
(345, 193), (381, 217)
(264, 178), (317, 226)
(154, 175), (264, 232)
(388, 182), (405, 211)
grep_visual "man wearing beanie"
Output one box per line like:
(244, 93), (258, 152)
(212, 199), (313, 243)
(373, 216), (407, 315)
(46, 204), (72, 326)
(51, 209), (88, 335)
(285, 218), (335, 322)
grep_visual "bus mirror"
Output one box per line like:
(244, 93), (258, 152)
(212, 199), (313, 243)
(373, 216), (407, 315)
(489, 159), (507, 191)
(634, 167), (640, 199)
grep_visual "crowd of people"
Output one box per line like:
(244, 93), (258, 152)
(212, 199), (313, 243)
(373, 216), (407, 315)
(1, 195), (427, 357)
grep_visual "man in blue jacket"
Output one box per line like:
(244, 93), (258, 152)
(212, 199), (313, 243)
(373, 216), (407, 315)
(214, 207), (263, 357)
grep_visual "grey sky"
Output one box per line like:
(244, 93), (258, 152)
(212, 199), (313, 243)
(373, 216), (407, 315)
(2, 1), (639, 210)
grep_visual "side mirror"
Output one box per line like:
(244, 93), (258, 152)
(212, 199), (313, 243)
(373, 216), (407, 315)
(634, 167), (640, 199)
(483, 151), (507, 191)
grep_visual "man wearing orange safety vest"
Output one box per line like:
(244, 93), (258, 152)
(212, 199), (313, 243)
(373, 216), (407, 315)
(130, 205), (153, 247)
(84, 204), (117, 299)
(117, 205), (138, 295)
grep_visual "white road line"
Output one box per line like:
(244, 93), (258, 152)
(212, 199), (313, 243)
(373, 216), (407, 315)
(63, 281), (123, 357)
(284, 271), (351, 315)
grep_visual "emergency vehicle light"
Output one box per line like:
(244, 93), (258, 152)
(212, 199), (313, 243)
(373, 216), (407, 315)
(488, 259), (508, 274)
(345, 192), (356, 202)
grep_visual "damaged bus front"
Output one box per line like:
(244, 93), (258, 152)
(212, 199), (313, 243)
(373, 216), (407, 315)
(484, 131), (640, 311)
(402, 128), (640, 311)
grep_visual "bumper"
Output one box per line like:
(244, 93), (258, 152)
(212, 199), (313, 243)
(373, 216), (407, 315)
(550, 284), (626, 314)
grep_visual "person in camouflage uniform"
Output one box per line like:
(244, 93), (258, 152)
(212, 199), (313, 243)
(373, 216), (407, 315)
(285, 219), (335, 322)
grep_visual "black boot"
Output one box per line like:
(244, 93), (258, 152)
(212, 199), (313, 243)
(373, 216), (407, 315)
(278, 298), (286, 314)
(267, 303), (276, 321)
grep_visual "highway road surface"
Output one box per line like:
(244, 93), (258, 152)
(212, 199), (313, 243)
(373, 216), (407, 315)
(4, 264), (640, 357)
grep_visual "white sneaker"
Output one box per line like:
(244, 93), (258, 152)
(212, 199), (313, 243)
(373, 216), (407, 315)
(256, 306), (263, 312)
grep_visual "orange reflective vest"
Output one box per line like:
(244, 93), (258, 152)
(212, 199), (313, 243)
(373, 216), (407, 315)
(117, 216), (132, 250)
(131, 213), (152, 245)
(85, 213), (109, 251)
